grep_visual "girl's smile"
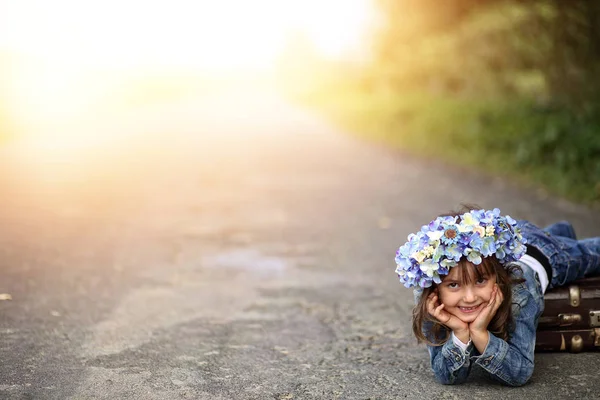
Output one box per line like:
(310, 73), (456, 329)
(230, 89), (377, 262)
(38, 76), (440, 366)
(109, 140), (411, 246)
(458, 304), (482, 313)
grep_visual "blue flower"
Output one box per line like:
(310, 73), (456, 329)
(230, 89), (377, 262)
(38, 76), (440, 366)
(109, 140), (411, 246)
(480, 236), (497, 257)
(495, 246), (506, 260)
(444, 243), (463, 261)
(468, 232), (483, 249)
(440, 223), (460, 245)
(394, 208), (526, 288)
(505, 214), (516, 225)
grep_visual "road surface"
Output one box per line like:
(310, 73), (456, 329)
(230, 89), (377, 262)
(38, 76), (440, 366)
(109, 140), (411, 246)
(0, 90), (598, 399)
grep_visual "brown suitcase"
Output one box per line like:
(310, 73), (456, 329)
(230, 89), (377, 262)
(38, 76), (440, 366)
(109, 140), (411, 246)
(535, 276), (600, 352)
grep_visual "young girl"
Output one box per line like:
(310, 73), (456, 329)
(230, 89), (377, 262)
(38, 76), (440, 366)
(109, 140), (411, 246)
(394, 207), (600, 386)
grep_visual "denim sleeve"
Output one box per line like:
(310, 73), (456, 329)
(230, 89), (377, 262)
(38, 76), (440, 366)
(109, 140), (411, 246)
(474, 283), (541, 387)
(427, 332), (474, 385)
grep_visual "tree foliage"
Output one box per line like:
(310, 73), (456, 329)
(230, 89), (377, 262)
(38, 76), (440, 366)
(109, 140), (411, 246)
(372, 0), (600, 107)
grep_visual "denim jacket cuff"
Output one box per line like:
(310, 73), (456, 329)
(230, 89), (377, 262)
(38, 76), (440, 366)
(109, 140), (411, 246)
(475, 332), (508, 373)
(451, 331), (472, 352)
(441, 336), (473, 371)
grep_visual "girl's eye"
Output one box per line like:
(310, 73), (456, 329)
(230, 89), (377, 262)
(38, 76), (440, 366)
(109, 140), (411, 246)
(476, 278), (488, 285)
(447, 282), (459, 289)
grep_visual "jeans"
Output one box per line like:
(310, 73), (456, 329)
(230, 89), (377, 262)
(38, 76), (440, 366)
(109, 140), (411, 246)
(517, 220), (600, 288)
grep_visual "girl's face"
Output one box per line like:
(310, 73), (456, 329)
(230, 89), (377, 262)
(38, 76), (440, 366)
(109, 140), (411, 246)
(437, 263), (496, 324)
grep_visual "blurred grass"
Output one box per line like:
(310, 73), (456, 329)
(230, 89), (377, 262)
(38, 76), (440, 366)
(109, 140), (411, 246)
(296, 86), (600, 206)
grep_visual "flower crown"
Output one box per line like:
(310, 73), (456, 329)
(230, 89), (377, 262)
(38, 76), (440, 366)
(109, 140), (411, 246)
(394, 208), (527, 289)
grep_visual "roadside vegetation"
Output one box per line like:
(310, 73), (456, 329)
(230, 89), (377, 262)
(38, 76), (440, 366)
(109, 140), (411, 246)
(287, 1), (600, 205)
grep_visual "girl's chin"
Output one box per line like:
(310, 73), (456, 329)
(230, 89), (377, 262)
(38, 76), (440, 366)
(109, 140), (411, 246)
(456, 313), (480, 323)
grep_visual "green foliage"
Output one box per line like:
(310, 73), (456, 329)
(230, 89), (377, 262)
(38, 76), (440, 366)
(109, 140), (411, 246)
(476, 102), (600, 201)
(372, 0), (600, 107)
(300, 85), (600, 205)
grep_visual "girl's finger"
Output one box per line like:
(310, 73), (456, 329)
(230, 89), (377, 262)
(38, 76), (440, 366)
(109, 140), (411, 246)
(487, 293), (496, 308)
(427, 301), (435, 315)
(491, 285), (500, 305)
(492, 294), (501, 310)
(475, 299), (494, 325)
(479, 304), (492, 322)
(434, 303), (449, 323)
(494, 290), (504, 311)
(486, 290), (502, 317)
(494, 286), (502, 301)
(430, 294), (440, 306)
(478, 297), (494, 321)
(427, 297), (438, 314)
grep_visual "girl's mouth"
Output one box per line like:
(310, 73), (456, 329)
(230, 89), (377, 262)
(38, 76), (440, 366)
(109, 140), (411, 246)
(458, 305), (481, 313)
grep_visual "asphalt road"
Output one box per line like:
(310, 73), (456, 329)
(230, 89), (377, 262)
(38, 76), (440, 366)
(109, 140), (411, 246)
(0, 90), (599, 399)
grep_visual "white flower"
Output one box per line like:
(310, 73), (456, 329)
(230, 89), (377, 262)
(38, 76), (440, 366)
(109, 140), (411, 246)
(411, 251), (426, 263)
(423, 245), (435, 257)
(458, 213), (478, 233)
(462, 212), (477, 226)
(485, 226), (495, 236)
(441, 259), (457, 268)
(395, 266), (406, 277)
(457, 222), (473, 233)
(427, 230), (444, 241)
(473, 225), (485, 237)
(420, 259), (439, 277)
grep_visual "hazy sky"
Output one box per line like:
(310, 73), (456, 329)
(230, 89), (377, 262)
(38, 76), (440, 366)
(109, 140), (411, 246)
(0, 0), (374, 69)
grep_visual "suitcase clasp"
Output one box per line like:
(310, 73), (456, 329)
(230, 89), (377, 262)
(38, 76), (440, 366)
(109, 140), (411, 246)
(569, 285), (580, 307)
(590, 311), (600, 327)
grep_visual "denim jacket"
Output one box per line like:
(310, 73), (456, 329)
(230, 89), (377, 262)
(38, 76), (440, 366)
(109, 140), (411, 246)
(425, 264), (544, 386)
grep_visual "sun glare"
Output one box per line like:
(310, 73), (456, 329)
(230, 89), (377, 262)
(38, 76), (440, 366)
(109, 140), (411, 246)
(0, 0), (374, 141)
(0, 0), (372, 69)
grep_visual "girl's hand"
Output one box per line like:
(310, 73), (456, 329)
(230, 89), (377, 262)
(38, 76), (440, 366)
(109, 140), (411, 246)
(427, 291), (469, 337)
(470, 284), (503, 335)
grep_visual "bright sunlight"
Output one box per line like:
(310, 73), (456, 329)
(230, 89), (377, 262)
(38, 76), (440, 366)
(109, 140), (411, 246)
(0, 0), (375, 142)
(1, 0), (373, 70)
(0, 0), (377, 196)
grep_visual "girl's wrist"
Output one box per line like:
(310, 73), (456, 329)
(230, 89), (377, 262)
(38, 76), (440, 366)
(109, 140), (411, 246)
(469, 330), (490, 353)
(469, 326), (487, 337)
(453, 329), (470, 344)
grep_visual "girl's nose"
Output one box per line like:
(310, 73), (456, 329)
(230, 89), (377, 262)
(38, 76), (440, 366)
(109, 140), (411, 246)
(463, 288), (477, 303)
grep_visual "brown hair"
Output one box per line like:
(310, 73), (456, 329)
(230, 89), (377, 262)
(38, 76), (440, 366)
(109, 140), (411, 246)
(411, 205), (525, 345)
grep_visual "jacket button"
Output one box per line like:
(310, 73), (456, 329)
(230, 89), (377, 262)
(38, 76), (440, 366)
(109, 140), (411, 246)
(455, 356), (461, 362)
